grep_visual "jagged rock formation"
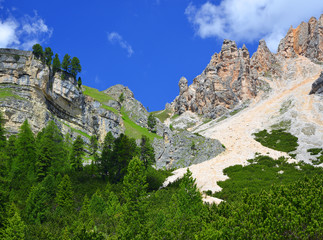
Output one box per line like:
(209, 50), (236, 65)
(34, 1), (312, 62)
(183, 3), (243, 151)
(278, 15), (323, 61)
(0, 48), (224, 169)
(172, 14), (323, 120)
(172, 40), (259, 119)
(310, 72), (323, 95)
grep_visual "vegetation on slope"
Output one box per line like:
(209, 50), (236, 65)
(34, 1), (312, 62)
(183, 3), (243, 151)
(254, 129), (298, 152)
(151, 109), (172, 123)
(213, 155), (323, 201)
(0, 88), (24, 100)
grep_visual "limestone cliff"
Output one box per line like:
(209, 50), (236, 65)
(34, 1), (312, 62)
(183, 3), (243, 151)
(0, 48), (224, 168)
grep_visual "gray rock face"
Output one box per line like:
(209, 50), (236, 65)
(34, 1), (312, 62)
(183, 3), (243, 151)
(153, 129), (224, 169)
(172, 40), (259, 119)
(104, 84), (148, 128)
(310, 72), (323, 95)
(278, 14), (323, 61)
(0, 48), (123, 142)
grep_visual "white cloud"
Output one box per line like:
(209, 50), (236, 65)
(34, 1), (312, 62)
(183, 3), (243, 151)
(0, 11), (52, 50)
(108, 32), (134, 57)
(185, 0), (323, 52)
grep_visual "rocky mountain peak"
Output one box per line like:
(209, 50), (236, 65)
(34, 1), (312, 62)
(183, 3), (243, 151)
(277, 14), (323, 61)
(251, 39), (277, 75)
(172, 39), (258, 119)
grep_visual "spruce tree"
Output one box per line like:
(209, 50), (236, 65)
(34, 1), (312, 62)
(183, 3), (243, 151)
(36, 121), (66, 180)
(121, 156), (148, 239)
(55, 175), (74, 210)
(77, 76), (82, 88)
(25, 184), (49, 223)
(147, 114), (157, 132)
(70, 135), (84, 171)
(11, 120), (36, 189)
(2, 208), (26, 240)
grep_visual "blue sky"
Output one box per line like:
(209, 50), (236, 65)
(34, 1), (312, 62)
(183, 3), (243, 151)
(1, 0), (323, 111)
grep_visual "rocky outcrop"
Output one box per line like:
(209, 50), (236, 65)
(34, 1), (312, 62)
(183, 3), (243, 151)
(278, 14), (323, 61)
(250, 39), (279, 76)
(0, 48), (123, 143)
(153, 129), (224, 169)
(0, 48), (224, 169)
(310, 72), (323, 95)
(172, 40), (259, 119)
(104, 84), (148, 128)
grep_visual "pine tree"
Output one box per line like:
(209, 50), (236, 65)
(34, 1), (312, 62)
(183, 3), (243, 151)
(121, 156), (148, 239)
(32, 44), (44, 60)
(140, 135), (155, 168)
(71, 57), (81, 78)
(52, 53), (61, 74)
(2, 208), (26, 240)
(62, 54), (72, 73)
(55, 175), (74, 210)
(70, 135), (84, 171)
(44, 47), (53, 67)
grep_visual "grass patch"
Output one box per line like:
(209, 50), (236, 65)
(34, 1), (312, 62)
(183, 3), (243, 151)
(61, 121), (91, 139)
(121, 107), (161, 141)
(0, 87), (24, 100)
(171, 114), (180, 120)
(82, 86), (119, 114)
(216, 115), (228, 122)
(83, 86), (115, 103)
(254, 129), (298, 153)
(153, 109), (172, 123)
(308, 148), (323, 165)
(214, 155), (323, 202)
(270, 120), (291, 130)
(229, 108), (242, 116)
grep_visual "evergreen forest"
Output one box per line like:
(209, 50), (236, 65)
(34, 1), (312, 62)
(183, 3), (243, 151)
(0, 113), (322, 239)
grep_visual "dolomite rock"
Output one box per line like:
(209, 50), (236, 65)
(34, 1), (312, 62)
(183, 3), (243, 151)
(278, 14), (323, 61)
(172, 40), (258, 119)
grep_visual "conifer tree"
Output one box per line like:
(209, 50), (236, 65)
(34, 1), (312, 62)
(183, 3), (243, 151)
(44, 47), (53, 67)
(70, 135), (84, 171)
(140, 135), (155, 168)
(99, 132), (114, 178)
(77, 76), (82, 88)
(32, 44), (44, 61)
(36, 121), (66, 180)
(5, 135), (16, 173)
(147, 113), (157, 132)
(62, 54), (72, 73)
(71, 57), (81, 78)
(2, 207), (26, 240)
(52, 53), (61, 74)
(25, 184), (49, 223)
(55, 175), (74, 210)
(11, 120), (36, 189)
(121, 156), (148, 239)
